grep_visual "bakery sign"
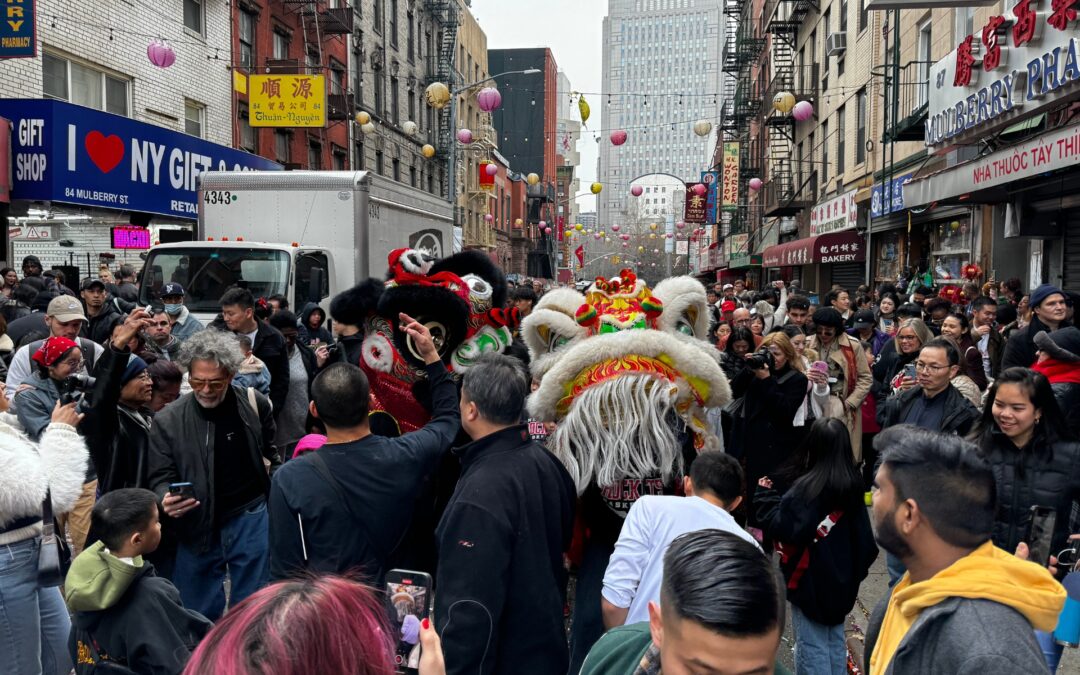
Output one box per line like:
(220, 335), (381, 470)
(809, 189), (858, 236)
(926, 0), (1080, 150)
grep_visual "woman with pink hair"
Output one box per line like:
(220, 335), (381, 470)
(184, 577), (445, 675)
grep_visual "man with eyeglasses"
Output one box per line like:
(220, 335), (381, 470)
(1002, 284), (1072, 370)
(148, 329), (281, 621)
(5, 295), (104, 401)
(878, 337), (980, 437)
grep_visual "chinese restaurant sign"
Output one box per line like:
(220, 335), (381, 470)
(810, 189), (858, 236)
(249, 75), (327, 128)
(684, 183), (707, 223)
(926, 0), (1080, 149)
(721, 142), (739, 212)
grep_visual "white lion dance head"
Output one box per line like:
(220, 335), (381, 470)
(522, 269), (731, 508)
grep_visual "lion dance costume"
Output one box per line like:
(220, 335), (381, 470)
(521, 269), (731, 665)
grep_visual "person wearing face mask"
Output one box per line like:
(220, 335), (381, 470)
(157, 283), (204, 342)
(973, 367), (1080, 672)
(147, 329), (280, 622)
(805, 308), (873, 462)
(1003, 284), (1071, 370)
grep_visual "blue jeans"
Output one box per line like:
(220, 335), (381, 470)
(1036, 629), (1065, 673)
(172, 500), (269, 621)
(791, 604), (847, 675)
(0, 537), (72, 675)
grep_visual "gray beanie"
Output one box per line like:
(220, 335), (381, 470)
(1034, 328), (1080, 363)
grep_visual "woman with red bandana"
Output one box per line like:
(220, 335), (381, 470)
(1032, 327), (1080, 440)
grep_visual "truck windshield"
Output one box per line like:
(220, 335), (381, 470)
(139, 247), (290, 313)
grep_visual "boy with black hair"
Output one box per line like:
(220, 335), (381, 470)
(65, 488), (212, 675)
(600, 452), (758, 629)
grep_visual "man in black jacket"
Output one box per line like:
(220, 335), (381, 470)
(877, 338), (980, 437)
(267, 310), (330, 457)
(1003, 284), (1071, 370)
(435, 352), (576, 675)
(218, 287), (289, 414)
(147, 329), (280, 621)
(268, 313), (458, 581)
(80, 277), (123, 346)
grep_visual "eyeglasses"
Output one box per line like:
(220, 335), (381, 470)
(914, 361), (949, 373)
(189, 378), (230, 392)
(59, 358), (84, 370)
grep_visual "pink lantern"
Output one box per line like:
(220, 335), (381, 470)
(484, 214), (493, 223)
(622, 242), (629, 248)
(544, 227), (553, 235)
(692, 183), (707, 197)
(621, 234), (630, 241)
(792, 100), (815, 121)
(477, 87), (503, 113)
(485, 163), (498, 176)
(675, 221), (685, 230)
(748, 177), (763, 191)
(147, 40), (176, 68)
(611, 224), (621, 232)
(594, 233), (602, 240)
(610, 129), (628, 146)
(630, 185), (643, 197)
(539, 221), (547, 228)
(664, 233), (673, 239)
(457, 128), (473, 144)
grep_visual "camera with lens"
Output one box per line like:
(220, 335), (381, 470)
(746, 347), (775, 371)
(59, 373), (96, 406)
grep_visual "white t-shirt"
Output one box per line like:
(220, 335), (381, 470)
(601, 495), (759, 625)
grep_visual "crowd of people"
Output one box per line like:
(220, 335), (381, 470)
(1, 253), (1080, 675)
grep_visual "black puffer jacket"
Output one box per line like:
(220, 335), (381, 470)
(1051, 382), (1080, 441)
(978, 430), (1080, 556)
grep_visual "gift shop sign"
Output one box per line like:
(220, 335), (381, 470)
(905, 122), (1080, 207)
(0, 99), (280, 219)
(926, 0), (1080, 150)
(809, 189), (858, 236)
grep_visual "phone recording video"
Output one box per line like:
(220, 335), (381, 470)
(1025, 505), (1057, 569)
(385, 569), (432, 674)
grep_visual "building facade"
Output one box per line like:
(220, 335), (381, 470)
(454, 2), (497, 251)
(599, 0), (723, 231)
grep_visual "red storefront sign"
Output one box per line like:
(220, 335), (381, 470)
(762, 229), (865, 268)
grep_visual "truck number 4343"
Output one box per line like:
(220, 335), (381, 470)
(204, 191), (234, 205)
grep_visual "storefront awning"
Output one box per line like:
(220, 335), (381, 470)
(762, 229), (865, 268)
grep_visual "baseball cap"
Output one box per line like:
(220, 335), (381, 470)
(46, 295), (87, 323)
(720, 300), (736, 313)
(853, 309), (876, 329)
(161, 282), (186, 297)
(80, 277), (106, 291)
(722, 283), (734, 290)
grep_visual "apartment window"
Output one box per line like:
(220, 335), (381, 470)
(821, 120), (829, 183)
(183, 0), (203, 35)
(391, 77), (400, 122)
(42, 52), (130, 116)
(840, 0), (848, 32)
(407, 11), (415, 61)
(375, 73), (385, 116)
(428, 171), (434, 194)
(333, 148), (346, 171)
(393, 158), (401, 182)
(330, 60), (345, 95)
(859, 0), (868, 31)
(410, 165), (417, 187)
(239, 9), (256, 69)
(273, 30), (290, 60)
(390, 0), (399, 48)
(856, 88), (866, 164)
(275, 131), (291, 163)
(376, 150), (384, 175)
(408, 90), (416, 126)
(797, 142), (804, 186)
(837, 105), (846, 175)
(354, 140), (365, 169)
(374, 0), (383, 33)
(308, 142), (322, 170)
(917, 20), (932, 108)
(184, 100), (204, 138)
(238, 105), (256, 152)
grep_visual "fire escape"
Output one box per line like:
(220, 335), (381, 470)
(762, 0), (818, 220)
(425, 0), (461, 162)
(720, 0), (764, 249)
(278, 1), (356, 120)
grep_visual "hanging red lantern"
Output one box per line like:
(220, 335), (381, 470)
(477, 87), (503, 113)
(610, 129), (628, 146)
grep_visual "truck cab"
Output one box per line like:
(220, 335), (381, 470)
(138, 240), (333, 324)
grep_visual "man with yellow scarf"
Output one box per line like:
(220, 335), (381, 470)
(865, 425), (1066, 674)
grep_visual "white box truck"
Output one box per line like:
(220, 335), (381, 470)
(138, 171), (454, 321)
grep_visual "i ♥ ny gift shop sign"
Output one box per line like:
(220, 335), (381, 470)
(0, 99), (279, 218)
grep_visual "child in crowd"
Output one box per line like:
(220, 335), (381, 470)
(65, 488), (212, 675)
(233, 334), (271, 396)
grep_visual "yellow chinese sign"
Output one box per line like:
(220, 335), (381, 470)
(721, 142), (739, 212)
(249, 74), (327, 128)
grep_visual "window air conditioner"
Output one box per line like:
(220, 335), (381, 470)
(827, 32), (847, 57)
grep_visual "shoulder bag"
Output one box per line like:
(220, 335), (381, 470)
(37, 488), (71, 587)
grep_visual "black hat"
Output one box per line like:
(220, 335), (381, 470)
(80, 277), (106, 291)
(1034, 328), (1080, 363)
(812, 307), (846, 330)
(852, 309), (876, 329)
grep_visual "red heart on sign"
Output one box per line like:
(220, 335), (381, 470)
(84, 131), (124, 174)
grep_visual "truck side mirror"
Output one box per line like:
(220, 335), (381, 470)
(308, 267), (326, 304)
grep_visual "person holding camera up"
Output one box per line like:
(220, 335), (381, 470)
(728, 333), (808, 535)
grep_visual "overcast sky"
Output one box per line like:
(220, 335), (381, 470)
(469, 0), (607, 215)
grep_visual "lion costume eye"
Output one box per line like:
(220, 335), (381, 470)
(675, 319), (695, 337)
(461, 274), (492, 300)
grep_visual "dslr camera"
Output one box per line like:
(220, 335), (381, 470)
(746, 347), (775, 371)
(59, 373), (96, 406)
